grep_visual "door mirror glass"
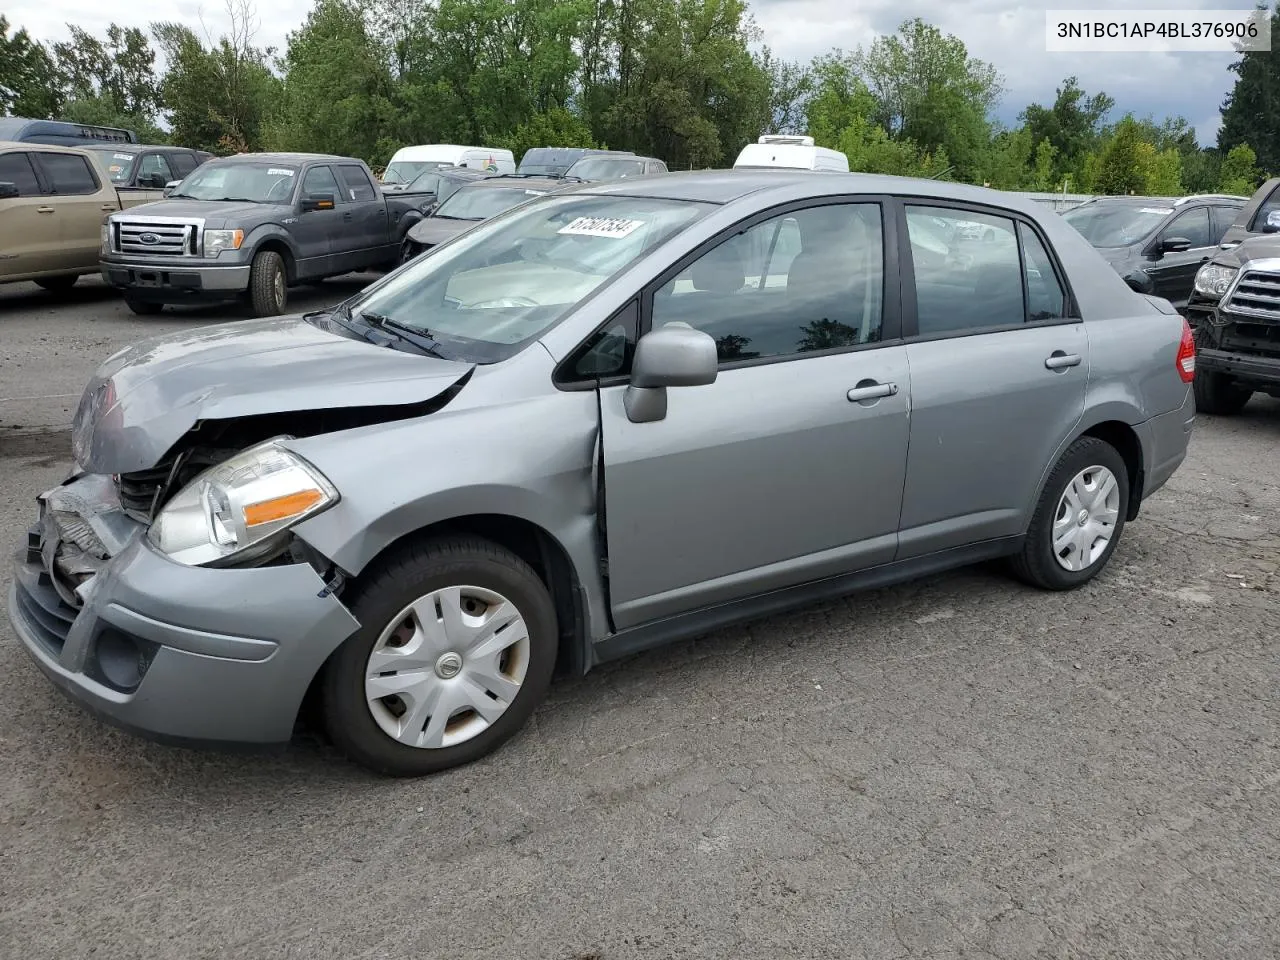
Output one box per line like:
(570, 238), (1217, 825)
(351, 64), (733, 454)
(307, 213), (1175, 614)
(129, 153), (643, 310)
(1265, 210), (1280, 233)
(301, 192), (336, 212)
(0, 181), (19, 200)
(1161, 236), (1192, 253)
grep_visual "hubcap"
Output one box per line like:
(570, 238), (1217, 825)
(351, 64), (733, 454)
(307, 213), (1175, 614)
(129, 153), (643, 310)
(273, 272), (284, 309)
(1052, 465), (1120, 572)
(364, 585), (530, 749)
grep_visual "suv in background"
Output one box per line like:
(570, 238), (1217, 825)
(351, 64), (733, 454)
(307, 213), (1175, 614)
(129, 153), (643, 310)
(516, 147), (632, 177)
(564, 153), (668, 181)
(1061, 194), (1246, 312)
(81, 143), (212, 193)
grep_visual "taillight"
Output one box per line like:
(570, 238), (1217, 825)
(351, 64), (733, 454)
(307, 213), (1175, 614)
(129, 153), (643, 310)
(1176, 317), (1196, 383)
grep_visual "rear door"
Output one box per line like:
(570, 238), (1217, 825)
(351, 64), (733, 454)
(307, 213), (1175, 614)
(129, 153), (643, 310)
(29, 151), (114, 273)
(335, 163), (390, 269)
(1146, 206), (1213, 310)
(897, 202), (1087, 558)
(596, 198), (911, 629)
(0, 150), (55, 280)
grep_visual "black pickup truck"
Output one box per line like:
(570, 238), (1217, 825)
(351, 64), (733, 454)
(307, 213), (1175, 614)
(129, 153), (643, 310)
(100, 152), (435, 317)
(1184, 178), (1280, 414)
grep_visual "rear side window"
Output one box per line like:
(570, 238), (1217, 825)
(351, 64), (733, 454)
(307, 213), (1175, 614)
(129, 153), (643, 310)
(0, 152), (42, 196)
(34, 153), (99, 195)
(170, 151), (198, 178)
(1163, 207), (1211, 248)
(906, 205), (1070, 337)
(1210, 205), (1241, 243)
(337, 164), (377, 202)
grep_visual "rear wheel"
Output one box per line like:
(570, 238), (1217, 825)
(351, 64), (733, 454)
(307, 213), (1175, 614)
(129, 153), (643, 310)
(248, 250), (287, 317)
(1011, 436), (1129, 590)
(35, 275), (78, 294)
(124, 297), (164, 316)
(321, 536), (558, 777)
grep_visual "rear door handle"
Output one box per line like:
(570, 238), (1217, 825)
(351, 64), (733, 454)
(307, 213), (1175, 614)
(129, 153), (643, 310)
(1045, 352), (1082, 370)
(847, 381), (898, 402)
(37, 206), (54, 214)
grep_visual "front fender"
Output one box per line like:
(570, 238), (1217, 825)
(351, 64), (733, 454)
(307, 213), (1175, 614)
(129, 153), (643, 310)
(244, 223), (302, 263)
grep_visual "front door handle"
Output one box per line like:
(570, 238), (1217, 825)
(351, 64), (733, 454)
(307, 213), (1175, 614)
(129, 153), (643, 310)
(1045, 352), (1082, 370)
(101, 204), (117, 211)
(343, 212), (353, 222)
(847, 381), (898, 402)
(37, 206), (54, 214)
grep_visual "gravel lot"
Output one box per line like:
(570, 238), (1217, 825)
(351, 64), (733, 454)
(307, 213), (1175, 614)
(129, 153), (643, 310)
(2, 279), (1279, 959)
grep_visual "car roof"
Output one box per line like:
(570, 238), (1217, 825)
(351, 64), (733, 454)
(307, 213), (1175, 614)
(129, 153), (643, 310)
(567, 168), (1073, 209)
(1079, 194), (1246, 208)
(0, 139), (95, 155)
(80, 143), (195, 154)
(222, 152), (357, 164)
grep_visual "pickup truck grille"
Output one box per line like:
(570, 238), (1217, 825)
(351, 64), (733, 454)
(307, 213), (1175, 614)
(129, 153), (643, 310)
(1222, 271), (1280, 321)
(111, 218), (203, 257)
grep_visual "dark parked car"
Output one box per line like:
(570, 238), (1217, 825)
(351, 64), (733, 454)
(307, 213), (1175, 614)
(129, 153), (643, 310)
(516, 147), (631, 177)
(563, 153), (668, 181)
(82, 143), (212, 192)
(1060, 194), (1246, 312)
(399, 174), (573, 262)
(381, 164), (492, 201)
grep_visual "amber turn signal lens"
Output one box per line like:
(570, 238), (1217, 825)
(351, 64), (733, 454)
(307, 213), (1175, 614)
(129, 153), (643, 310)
(243, 489), (325, 527)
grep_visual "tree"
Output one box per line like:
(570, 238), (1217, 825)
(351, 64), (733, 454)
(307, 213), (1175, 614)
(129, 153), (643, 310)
(756, 46), (811, 135)
(1030, 137), (1057, 190)
(0, 16), (62, 118)
(52, 25), (162, 121)
(1020, 76), (1113, 182)
(498, 108), (598, 161)
(1219, 143), (1263, 195)
(1138, 143), (1183, 196)
(1219, 5), (1280, 175)
(1094, 117), (1148, 195)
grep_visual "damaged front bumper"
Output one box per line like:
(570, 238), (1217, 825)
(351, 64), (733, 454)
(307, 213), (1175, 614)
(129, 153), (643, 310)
(8, 472), (360, 747)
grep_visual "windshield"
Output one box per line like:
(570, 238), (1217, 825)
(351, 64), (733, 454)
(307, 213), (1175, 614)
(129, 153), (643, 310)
(1061, 203), (1171, 248)
(565, 156), (648, 180)
(385, 160), (452, 184)
(171, 162), (298, 202)
(348, 194), (711, 361)
(94, 151), (138, 184)
(436, 185), (548, 220)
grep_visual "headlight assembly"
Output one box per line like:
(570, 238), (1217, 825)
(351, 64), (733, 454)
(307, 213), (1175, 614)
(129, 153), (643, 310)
(1193, 263), (1238, 300)
(148, 440), (337, 566)
(203, 228), (244, 258)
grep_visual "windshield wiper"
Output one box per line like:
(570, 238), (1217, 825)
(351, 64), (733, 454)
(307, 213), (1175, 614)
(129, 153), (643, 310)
(358, 312), (453, 359)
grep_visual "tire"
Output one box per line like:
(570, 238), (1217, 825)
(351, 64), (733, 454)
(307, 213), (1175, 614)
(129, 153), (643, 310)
(321, 536), (558, 777)
(248, 249), (287, 317)
(124, 297), (164, 316)
(1011, 436), (1130, 591)
(1193, 369), (1252, 415)
(35, 275), (78, 294)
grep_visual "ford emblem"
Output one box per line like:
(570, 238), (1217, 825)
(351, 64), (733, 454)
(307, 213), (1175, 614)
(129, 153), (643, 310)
(139, 232), (160, 245)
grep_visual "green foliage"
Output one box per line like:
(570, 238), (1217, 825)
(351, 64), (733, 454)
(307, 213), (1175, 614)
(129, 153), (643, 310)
(1219, 5), (1280, 174)
(1219, 143), (1263, 195)
(0, 16), (63, 118)
(497, 108), (599, 162)
(1094, 117), (1148, 195)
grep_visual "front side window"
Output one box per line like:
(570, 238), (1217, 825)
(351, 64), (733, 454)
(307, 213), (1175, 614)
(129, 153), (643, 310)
(1163, 207), (1211, 248)
(0, 152), (42, 195)
(651, 202), (885, 364)
(137, 152), (174, 186)
(302, 165), (341, 200)
(37, 153), (99, 195)
(171, 162), (298, 203)
(1061, 202), (1172, 248)
(346, 194), (711, 362)
(906, 206), (1029, 336)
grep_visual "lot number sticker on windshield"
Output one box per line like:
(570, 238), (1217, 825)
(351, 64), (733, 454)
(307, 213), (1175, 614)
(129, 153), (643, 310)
(113, 153), (133, 161)
(267, 168), (295, 177)
(1140, 207), (1173, 215)
(558, 216), (644, 238)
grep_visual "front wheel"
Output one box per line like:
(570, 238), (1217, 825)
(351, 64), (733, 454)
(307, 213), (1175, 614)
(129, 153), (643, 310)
(321, 537), (558, 777)
(248, 250), (287, 317)
(1011, 436), (1130, 590)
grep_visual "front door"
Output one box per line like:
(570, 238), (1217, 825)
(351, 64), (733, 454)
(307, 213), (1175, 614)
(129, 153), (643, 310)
(897, 204), (1088, 558)
(294, 164), (343, 277)
(598, 199), (911, 629)
(1146, 205), (1214, 310)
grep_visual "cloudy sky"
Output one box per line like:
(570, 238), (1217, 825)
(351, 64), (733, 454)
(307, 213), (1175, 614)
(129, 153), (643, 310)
(11, 0), (1254, 145)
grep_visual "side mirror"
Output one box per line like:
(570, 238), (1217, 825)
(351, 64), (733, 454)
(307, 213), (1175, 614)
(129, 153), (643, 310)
(624, 323), (718, 423)
(163, 180), (181, 197)
(301, 192), (336, 212)
(142, 173), (168, 189)
(0, 181), (19, 200)
(1264, 210), (1280, 233)
(1161, 236), (1192, 253)
(421, 199), (438, 215)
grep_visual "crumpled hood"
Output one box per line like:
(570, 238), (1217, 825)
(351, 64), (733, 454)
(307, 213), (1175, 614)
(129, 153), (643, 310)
(111, 198), (288, 229)
(72, 315), (473, 474)
(408, 217), (475, 247)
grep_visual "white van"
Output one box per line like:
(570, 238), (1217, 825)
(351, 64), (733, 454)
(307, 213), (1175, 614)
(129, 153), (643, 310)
(733, 135), (849, 172)
(383, 144), (516, 185)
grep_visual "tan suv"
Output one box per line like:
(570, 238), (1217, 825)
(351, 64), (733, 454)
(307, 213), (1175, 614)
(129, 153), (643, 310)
(0, 141), (154, 294)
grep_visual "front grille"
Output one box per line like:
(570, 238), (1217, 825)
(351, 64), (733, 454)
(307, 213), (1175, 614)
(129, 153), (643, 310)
(116, 466), (169, 518)
(13, 564), (76, 657)
(1222, 271), (1280, 321)
(112, 219), (201, 257)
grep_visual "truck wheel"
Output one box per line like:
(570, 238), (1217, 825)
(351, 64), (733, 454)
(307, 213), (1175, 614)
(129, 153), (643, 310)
(1010, 436), (1129, 591)
(124, 298), (164, 316)
(35, 275), (78, 294)
(321, 536), (558, 777)
(1193, 370), (1252, 415)
(249, 250), (287, 317)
